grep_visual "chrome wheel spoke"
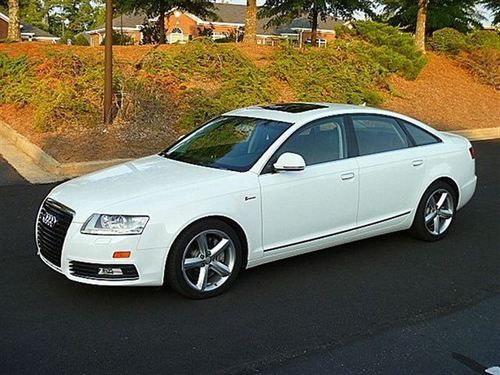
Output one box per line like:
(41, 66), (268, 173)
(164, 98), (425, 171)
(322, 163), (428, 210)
(210, 260), (230, 277)
(438, 208), (453, 219)
(433, 215), (441, 234)
(425, 211), (437, 223)
(196, 234), (209, 256)
(183, 257), (204, 270)
(196, 265), (209, 291)
(436, 192), (448, 209)
(209, 238), (229, 258)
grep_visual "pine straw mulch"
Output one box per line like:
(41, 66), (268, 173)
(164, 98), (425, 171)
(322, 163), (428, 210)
(383, 53), (500, 130)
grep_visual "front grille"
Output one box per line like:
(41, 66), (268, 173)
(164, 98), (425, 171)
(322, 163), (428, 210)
(37, 199), (74, 267)
(69, 261), (139, 280)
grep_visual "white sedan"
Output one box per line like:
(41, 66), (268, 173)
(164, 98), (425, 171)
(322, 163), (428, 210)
(36, 103), (477, 298)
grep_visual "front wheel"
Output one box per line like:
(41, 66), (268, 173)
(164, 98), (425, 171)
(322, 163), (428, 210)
(410, 181), (457, 241)
(165, 219), (243, 299)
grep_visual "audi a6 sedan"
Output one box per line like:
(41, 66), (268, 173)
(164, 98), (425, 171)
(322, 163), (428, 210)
(36, 103), (477, 298)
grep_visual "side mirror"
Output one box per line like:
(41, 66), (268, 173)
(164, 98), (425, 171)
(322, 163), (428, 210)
(273, 152), (306, 172)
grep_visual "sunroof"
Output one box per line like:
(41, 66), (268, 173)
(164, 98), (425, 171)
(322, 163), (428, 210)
(260, 103), (328, 113)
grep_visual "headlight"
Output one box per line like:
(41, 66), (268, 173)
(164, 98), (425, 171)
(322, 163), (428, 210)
(81, 214), (149, 235)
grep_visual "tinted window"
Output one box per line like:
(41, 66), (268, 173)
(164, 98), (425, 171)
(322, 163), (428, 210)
(272, 116), (347, 167)
(400, 120), (440, 146)
(164, 116), (291, 172)
(352, 115), (409, 156)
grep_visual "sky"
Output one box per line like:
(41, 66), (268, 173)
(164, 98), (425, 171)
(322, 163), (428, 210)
(223, 0), (495, 26)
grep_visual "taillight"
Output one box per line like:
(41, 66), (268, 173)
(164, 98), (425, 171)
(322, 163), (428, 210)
(469, 146), (476, 159)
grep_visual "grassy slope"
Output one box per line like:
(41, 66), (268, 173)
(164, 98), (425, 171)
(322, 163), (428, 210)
(0, 43), (498, 163)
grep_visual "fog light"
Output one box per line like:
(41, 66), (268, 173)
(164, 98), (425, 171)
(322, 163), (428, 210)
(113, 251), (131, 258)
(98, 267), (123, 276)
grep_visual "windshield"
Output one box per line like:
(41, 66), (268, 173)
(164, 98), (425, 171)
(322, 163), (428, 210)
(163, 116), (292, 172)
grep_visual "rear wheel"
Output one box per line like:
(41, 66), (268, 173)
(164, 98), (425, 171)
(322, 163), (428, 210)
(410, 181), (456, 241)
(166, 219), (243, 299)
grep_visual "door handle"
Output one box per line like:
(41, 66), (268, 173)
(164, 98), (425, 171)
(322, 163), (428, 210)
(412, 159), (424, 167)
(340, 172), (355, 181)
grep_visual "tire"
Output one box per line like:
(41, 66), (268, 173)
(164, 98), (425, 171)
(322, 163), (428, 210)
(410, 180), (457, 242)
(165, 218), (243, 299)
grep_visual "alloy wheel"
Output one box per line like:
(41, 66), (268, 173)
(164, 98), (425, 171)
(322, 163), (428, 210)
(424, 189), (454, 236)
(181, 230), (236, 292)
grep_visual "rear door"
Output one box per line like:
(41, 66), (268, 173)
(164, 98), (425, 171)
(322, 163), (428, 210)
(350, 114), (427, 226)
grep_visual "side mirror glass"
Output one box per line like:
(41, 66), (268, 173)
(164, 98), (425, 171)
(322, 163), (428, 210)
(273, 152), (306, 172)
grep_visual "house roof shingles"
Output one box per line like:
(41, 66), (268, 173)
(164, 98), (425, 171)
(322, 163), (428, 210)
(21, 23), (58, 38)
(0, 11), (58, 39)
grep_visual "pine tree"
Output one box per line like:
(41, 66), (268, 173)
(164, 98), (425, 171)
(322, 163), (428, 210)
(260, 0), (374, 47)
(7, 0), (21, 41)
(243, 0), (257, 44)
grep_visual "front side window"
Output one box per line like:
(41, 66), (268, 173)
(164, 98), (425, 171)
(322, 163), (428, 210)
(268, 116), (347, 168)
(400, 120), (441, 146)
(164, 116), (291, 172)
(352, 115), (409, 156)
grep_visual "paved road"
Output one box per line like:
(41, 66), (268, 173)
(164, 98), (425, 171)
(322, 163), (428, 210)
(0, 141), (499, 375)
(0, 157), (27, 185)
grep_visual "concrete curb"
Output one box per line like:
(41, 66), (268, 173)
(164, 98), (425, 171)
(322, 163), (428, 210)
(449, 127), (500, 141)
(0, 120), (131, 180)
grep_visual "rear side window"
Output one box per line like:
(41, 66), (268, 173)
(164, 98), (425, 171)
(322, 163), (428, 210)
(400, 120), (441, 146)
(352, 115), (410, 156)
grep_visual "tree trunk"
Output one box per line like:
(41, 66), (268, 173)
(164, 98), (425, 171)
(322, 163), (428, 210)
(7, 0), (21, 42)
(415, 0), (428, 53)
(310, 6), (319, 47)
(158, 6), (166, 44)
(243, 0), (257, 44)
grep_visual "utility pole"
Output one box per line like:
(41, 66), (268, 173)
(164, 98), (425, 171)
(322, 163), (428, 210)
(104, 0), (113, 124)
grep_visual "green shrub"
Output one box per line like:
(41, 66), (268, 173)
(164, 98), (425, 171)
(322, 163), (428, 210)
(144, 39), (252, 80)
(33, 51), (103, 130)
(0, 53), (33, 104)
(430, 28), (466, 54)
(271, 43), (385, 106)
(351, 21), (427, 79)
(144, 39), (277, 129)
(100, 31), (135, 46)
(73, 34), (91, 46)
(466, 30), (500, 50)
(459, 48), (500, 89)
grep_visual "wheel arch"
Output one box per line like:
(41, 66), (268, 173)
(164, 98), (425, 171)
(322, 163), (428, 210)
(163, 215), (249, 284)
(430, 176), (460, 207)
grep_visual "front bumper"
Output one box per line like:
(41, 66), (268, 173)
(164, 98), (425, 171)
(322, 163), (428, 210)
(37, 221), (166, 286)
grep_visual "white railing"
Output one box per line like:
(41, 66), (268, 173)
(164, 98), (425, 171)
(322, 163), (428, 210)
(167, 33), (189, 44)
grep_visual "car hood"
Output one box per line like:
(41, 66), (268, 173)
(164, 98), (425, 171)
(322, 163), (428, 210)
(48, 155), (237, 222)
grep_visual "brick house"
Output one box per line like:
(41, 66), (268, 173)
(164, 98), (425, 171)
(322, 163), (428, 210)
(0, 12), (59, 42)
(86, 3), (350, 47)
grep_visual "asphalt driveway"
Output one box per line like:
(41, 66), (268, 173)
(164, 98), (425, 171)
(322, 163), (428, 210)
(0, 140), (499, 374)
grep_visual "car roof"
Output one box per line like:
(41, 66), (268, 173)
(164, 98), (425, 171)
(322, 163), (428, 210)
(224, 102), (403, 124)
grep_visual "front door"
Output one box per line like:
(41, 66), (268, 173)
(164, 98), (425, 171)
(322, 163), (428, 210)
(258, 116), (359, 252)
